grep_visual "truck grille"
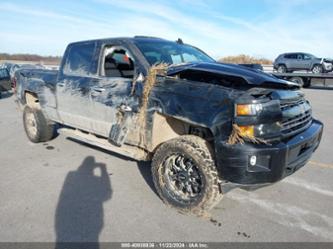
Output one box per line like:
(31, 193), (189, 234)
(280, 99), (312, 137)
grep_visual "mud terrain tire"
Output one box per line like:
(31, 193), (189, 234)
(23, 106), (55, 143)
(152, 135), (223, 215)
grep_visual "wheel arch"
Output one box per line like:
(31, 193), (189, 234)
(149, 112), (214, 153)
(24, 91), (41, 108)
(311, 64), (324, 74)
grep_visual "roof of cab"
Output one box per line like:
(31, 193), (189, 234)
(67, 36), (169, 46)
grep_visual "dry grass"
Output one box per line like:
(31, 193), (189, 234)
(137, 63), (169, 145)
(219, 54), (272, 65)
(227, 124), (268, 145)
(0, 53), (61, 64)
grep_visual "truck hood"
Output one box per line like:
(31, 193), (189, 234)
(167, 62), (299, 89)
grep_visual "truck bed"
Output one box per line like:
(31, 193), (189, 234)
(17, 68), (58, 83)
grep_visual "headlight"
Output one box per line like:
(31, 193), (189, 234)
(323, 62), (332, 70)
(236, 104), (263, 116)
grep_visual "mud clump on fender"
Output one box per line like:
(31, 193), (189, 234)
(227, 123), (268, 145)
(137, 63), (169, 143)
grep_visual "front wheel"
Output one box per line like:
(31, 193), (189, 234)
(312, 64), (323, 74)
(152, 135), (223, 215)
(23, 106), (55, 143)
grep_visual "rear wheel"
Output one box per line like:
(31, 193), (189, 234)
(277, 64), (287, 73)
(152, 135), (223, 215)
(23, 106), (55, 143)
(312, 64), (323, 74)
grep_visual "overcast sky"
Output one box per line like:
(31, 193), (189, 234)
(0, 0), (332, 59)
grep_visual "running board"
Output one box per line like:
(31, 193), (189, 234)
(58, 128), (148, 160)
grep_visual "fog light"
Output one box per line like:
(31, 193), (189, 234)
(249, 155), (257, 166)
(239, 125), (254, 137)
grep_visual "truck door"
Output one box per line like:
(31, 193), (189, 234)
(87, 45), (139, 143)
(56, 41), (100, 132)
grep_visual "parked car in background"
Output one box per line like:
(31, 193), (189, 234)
(9, 64), (20, 78)
(1, 62), (13, 70)
(273, 52), (333, 74)
(0, 68), (11, 98)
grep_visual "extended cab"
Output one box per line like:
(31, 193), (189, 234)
(15, 37), (323, 214)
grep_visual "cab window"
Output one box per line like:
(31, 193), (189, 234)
(63, 42), (96, 76)
(100, 46), (135, 79)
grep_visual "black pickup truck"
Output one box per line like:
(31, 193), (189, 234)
(15, 36), (323, 214)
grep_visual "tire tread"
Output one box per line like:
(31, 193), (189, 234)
(152, 135), (223, 215)
(23, 106), (55, 143)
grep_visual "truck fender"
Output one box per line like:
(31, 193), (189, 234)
(150, 112), (213, 152)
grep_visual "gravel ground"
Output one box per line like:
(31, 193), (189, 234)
(0, 87), (332, 242)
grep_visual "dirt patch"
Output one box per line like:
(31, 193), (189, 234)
(210, 218), (222, 227)
(237, 231), (251, 238)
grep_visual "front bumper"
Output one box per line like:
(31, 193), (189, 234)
(323, 62), (333, 72)
(215, 120), (323, 185)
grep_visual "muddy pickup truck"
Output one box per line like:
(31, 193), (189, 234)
(15, 36), (323, 214)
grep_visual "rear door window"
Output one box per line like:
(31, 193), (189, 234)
(63, 42), (96, 76)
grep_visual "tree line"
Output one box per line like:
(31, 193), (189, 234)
(0, 53), (61, 63)
(219, 54), (272, 64)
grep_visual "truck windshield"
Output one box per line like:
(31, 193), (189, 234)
(135, 40), (215, 65)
